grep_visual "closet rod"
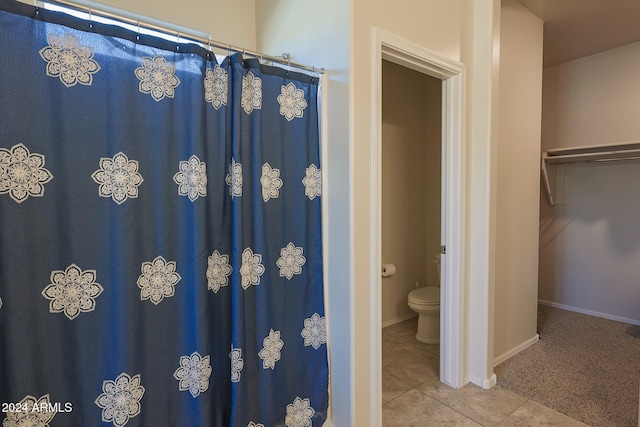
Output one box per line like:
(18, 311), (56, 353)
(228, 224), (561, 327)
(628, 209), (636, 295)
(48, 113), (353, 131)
(40, 0), (325, 75)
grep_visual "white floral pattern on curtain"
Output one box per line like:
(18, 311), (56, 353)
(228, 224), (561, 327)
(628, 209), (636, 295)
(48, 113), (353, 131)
(41, 264), (104, 320)
(39, 33), (101, 87)
(0, 143), (53, 203)
(0, 1), (327, 426)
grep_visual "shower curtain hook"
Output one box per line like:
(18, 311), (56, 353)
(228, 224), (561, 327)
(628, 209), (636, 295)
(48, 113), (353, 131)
(88, 6), (93, 29)
(176, 31), (181, 51)
(136, 20), (140, 41)
(207, 37), (212, 60)
(227, 44), (231, 60)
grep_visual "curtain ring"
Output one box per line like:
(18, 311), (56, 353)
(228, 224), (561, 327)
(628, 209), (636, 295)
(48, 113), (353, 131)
(136, 20), (140, 41)
(227, 44), (231, 60)
(176, 31), (180, 51)
(88, 6), (93, 29)
(287, 57), (291, 75)
(207, 37), (212, 60)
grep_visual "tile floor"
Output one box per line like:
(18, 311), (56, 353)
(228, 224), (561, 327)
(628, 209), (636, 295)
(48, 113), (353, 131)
(382, 317), (590, 426)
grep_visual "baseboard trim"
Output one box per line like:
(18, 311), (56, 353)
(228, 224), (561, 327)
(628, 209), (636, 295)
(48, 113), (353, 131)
(539, 300), (640, 326)
(381, 312), (418, 329)
(468, 373), (496, 389)
(493, 334), (539, 367)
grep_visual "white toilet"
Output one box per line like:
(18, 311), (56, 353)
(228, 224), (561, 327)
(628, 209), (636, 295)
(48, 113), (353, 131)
(407, 254), (441, 343)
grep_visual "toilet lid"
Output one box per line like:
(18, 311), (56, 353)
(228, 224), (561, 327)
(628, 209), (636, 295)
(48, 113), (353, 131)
(408, 286), (440, 304)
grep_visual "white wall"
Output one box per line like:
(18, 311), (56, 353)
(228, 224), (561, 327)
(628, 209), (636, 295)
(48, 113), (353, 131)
(493, 0), (543, 364)
(381, 61), (441, 326)
(539, 41), (640, 325)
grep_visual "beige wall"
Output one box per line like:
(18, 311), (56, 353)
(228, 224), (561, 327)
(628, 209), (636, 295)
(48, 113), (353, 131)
(539, 42), (640, 324)
(381, 61), (441, 326)
(101, 0), (256, 49)
(351, 0), (502, 422)
(25, 0), (257, 49)
(493, 0), (543, 363)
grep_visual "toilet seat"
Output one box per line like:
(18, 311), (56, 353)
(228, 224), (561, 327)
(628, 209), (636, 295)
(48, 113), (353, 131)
(408, 286), (440, 305)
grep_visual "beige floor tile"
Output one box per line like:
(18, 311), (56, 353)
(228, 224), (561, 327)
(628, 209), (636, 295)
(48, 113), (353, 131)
(413, 339), (440, 357)
(383, 317), (440, 357)
(497, 400), (590, 426)
(383, 317), (419, 339)
(382, 344), (439, 387)
(382, 319), (588, 427)
(382, 371), (413, 404)
(383, 389), (481, 427)
(419, 382), (527, 426)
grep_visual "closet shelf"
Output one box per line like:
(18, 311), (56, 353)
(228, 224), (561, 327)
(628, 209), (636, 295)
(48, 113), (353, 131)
(541, 141), (640, 205)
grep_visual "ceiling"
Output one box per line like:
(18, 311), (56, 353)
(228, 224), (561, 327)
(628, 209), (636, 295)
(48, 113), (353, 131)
(517, 0), (640, 67)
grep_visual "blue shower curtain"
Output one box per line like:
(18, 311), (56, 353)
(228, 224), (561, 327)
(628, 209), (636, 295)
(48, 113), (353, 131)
(0, 1), (327, 426)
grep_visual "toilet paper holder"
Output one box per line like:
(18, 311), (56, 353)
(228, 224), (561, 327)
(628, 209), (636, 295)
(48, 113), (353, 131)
(381, 263), (396, 277)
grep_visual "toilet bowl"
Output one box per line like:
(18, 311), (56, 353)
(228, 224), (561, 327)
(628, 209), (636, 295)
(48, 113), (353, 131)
(407, 286), (440, 343)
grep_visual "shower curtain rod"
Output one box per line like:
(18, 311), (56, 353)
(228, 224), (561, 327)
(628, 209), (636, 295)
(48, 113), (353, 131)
(38, 0), (325, 75)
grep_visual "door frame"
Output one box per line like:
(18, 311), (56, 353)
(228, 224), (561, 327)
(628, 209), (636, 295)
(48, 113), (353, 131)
(372, 27), (467, 417)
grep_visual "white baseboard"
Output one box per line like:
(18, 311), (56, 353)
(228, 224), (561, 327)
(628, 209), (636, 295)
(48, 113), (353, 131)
(493, 334), (539, 366)
(381, 312), (418, 329)
(538, 300), (640, 326)
(468, 373), (497, 389)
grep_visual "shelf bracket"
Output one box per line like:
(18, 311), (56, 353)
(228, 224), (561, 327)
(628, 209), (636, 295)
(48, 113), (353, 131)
(541, 153), (566, 206)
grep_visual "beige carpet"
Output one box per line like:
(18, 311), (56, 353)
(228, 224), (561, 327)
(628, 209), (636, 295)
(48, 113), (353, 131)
(495, 305), (640, 427)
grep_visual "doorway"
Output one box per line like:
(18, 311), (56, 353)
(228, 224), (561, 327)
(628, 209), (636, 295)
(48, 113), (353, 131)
(381, 59), (442, 329)
(372, 29), (466, 422)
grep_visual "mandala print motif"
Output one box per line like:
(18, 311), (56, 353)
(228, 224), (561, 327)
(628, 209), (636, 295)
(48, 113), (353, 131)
(277, 82), (308, 121)
(260, 163), (283, 202)
(41, 264), (104, 320)
(137, 256), (181, 305)
(225, 158), (243, 198)
(258, 329), (284, 370)
(173, 155), (207, 201)
(206, 250), (232, 293)
(39, 33), (101, 87)
(247, 422), (264, 427)
(301, 313), (327, 350)
(173, 351), (212, 398)
(134, 55), (180, 102)
(284, 397), (315, 427)
(239, 248), (265, 290)
(229, 344), (244, 383)
(241, 71), (262, 114)
(91, 152), (144, 205)
(276, 242), (306, 280)
(1, 394), (56, 427)
(95, 373), (145, 427)
(0, 143), (53, 204)
(204, 65), (228, 109)
(302, 164), (322, 200)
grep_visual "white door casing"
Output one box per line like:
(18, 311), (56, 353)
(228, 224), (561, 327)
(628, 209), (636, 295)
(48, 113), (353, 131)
(372, 27), (467, 423)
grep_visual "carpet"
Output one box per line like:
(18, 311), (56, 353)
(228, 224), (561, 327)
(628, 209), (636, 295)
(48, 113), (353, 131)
(494, 304), (640, 427)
